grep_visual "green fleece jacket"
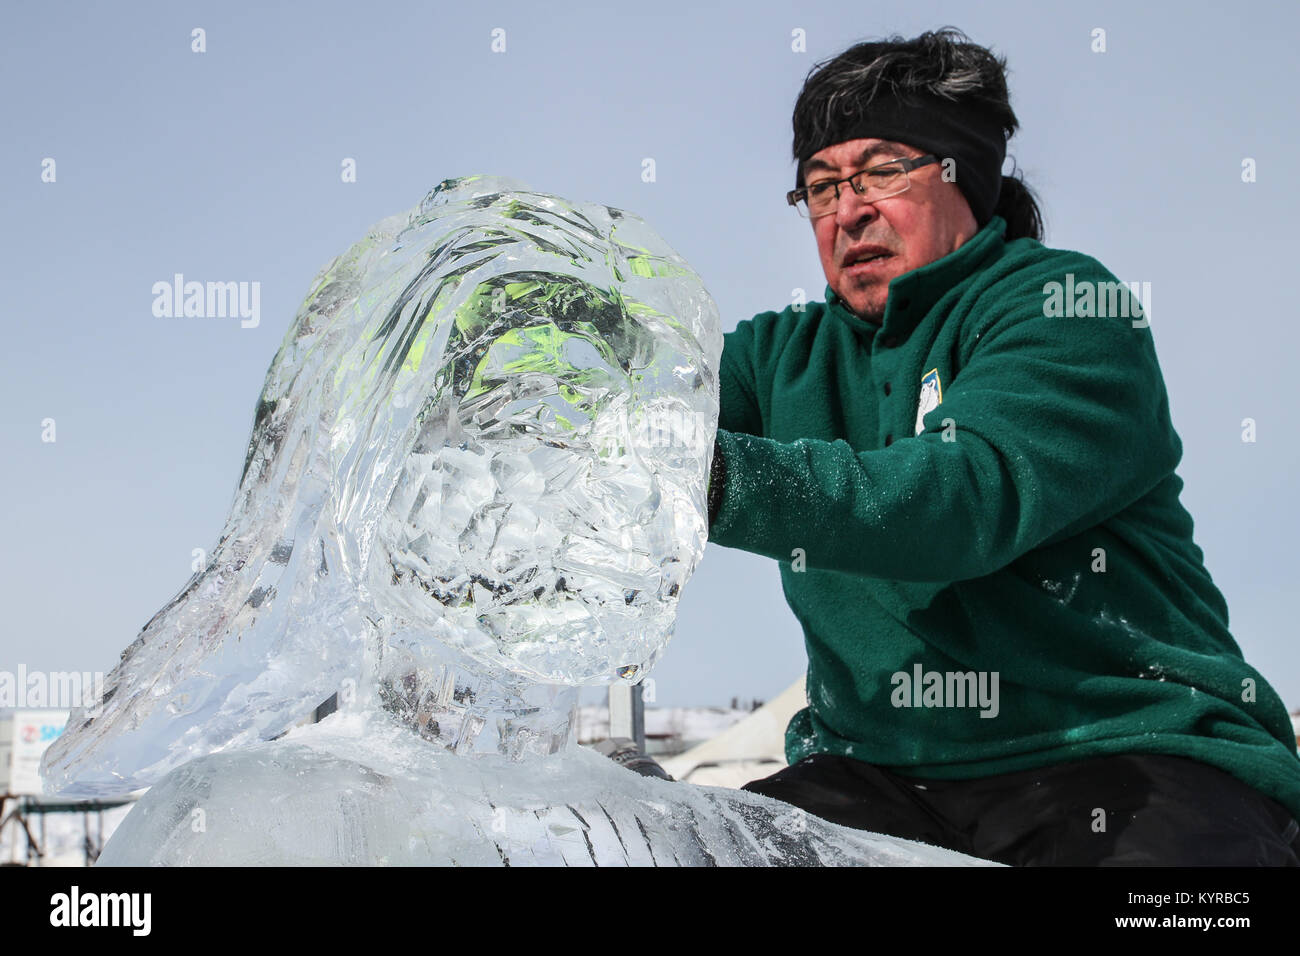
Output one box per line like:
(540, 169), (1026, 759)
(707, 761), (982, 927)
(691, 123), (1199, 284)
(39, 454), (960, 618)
(709, 214), (1300, 821)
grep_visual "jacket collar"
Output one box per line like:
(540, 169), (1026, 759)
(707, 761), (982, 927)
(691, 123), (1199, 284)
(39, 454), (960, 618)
(824, 214), (1009, 339)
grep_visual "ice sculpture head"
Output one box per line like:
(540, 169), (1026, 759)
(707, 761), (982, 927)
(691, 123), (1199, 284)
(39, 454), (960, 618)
(375, 225), (719, 684)
(40, 175), (720, 796)
(295, 175), (722, 687)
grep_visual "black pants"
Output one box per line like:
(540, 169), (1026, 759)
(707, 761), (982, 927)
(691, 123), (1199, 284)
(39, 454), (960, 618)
(741, 752), (1300, 865)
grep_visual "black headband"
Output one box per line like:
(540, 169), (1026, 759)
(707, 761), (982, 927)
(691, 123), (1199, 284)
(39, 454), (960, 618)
(796, 93), (1007, 226)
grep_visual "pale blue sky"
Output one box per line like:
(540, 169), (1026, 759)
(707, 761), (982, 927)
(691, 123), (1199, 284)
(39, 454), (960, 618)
(2, 0), (1297, 710)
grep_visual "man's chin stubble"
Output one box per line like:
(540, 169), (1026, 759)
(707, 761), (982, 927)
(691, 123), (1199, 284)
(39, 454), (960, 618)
(846, 294), (885, 324)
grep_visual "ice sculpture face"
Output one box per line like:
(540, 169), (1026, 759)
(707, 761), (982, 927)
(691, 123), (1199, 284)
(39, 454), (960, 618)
(371, 185), (719, 684)
(41, 175), (721, 796)
(380, 271), (711, 685)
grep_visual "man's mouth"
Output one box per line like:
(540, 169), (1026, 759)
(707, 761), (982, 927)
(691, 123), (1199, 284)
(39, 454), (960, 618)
(842, 246), (894, 271)
(844, 253), (892, 272)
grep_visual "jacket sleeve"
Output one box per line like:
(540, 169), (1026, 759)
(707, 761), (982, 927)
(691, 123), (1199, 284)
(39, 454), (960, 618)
(717, 314), (768, 437)
(707, 266), (1182, 582)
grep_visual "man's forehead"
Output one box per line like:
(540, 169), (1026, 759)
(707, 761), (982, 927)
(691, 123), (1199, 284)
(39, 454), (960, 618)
(803, 138), (919, 174)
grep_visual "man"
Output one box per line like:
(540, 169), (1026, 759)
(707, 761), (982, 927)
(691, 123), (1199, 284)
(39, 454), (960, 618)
(705, 28), (1300, 866)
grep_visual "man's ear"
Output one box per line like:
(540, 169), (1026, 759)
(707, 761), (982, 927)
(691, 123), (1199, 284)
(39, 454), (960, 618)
(950, 191), (979, 245)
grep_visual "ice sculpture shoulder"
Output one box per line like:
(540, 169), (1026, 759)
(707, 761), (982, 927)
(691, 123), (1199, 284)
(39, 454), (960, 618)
(43, 175), (723, 795)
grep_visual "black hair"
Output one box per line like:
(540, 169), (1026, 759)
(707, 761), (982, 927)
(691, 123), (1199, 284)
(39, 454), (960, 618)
(791, 27), (1044, 241)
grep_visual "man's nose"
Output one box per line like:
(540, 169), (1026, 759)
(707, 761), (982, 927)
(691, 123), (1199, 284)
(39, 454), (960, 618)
(835, 182), (879, 230)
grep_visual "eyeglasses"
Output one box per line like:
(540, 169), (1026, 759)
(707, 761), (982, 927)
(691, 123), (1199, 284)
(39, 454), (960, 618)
(787, 154), (940, 219)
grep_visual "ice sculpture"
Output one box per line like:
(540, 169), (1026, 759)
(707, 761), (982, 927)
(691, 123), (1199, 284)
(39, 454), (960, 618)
(45, 174), (720, 791)
(43, 176), (995, 866)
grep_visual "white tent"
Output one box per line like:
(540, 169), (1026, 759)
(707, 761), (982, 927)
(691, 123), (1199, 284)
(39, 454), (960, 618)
(659, 676), (806, 788)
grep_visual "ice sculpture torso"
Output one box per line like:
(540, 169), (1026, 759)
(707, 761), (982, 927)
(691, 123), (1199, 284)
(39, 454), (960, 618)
(98, 709), (994, 866)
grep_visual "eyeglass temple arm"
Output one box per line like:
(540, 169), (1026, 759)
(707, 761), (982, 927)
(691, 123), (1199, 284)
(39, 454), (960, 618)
(899, 154), (940, 171)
